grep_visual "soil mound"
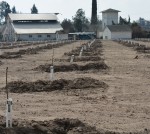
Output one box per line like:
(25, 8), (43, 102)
(56, 56), (103, 62)
(0, 117), (100, 134)
(0, 115), (149, 134)
(34, 62), (108, 73)
(5, 77), (108, 93)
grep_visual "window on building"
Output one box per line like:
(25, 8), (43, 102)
(38, 35), (42, 38)
(47, 35), (51, 38)
(29, 35), (32, 38)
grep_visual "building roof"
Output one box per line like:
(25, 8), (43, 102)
(12, 22), (63, 34)
(101, 8), (120, 13)
(106, 25), (132, 32)
(9, 13), (58, 21)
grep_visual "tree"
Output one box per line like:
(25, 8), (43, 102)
(0, 1), (11, 24)
(61, 19), (75, 33)
(31, 4), (38, 14)
(73, 9), (89, 32)
(91, 0), (97, 25)
(12, 6), (17, 13)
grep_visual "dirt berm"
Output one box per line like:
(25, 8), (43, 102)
(5, 77), (108, 93)
(0, 116), (149, 134)
(55, 56), (103, 62)
(34, 62), (109, 73)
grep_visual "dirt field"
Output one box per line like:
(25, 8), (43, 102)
(0, 40), (150, 133)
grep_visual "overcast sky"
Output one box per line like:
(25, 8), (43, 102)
(4, 0), (150, 22)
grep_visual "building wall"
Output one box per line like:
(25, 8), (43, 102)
(57, 34), (68, 40)
(16, 33), (56, 41)
(111, 32), (132, 39)
(102, 12), (118, 29)
(103, 27), (111, 39)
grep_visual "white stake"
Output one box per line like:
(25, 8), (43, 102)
(79, 47), (83, 57)
(70, 55), (75, 63)
(6, 98), (12, 128)
(50, 66), (54, 81)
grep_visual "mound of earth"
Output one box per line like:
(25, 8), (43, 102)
(34, 62), (108, 73)
(0, 115), (149, 134)
(56, 56), (103, 62)
(5, 77), (108, 93)
(0, 116), (101, 134)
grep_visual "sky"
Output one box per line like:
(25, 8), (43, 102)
(3, 0), (150, 22)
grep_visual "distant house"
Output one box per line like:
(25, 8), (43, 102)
(103, 25), (132, 40)
(97, 8), (132, 40)
(2, 13), (63, 41)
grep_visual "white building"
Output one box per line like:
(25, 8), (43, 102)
(103, 25), (132, 40)
(97, 8), (132, 40)
(2, 13), (64, 41)
(101, 8), (120, 29)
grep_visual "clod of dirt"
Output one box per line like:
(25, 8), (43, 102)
(34, 62), (109, 73)
(5, 77), (108, 93)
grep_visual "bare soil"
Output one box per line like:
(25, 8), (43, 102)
(0, 40), (150, 133)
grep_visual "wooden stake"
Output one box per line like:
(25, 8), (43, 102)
(6, 67), (8, 99)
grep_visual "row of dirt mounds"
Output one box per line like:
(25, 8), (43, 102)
(0, 41), (51, 49)
(34, 62), (109, 73)
(0, 41), (75, 59)
(4, 77), (108, 93)
(116, 40), (150, 53)
(0, 115), (149, 134)
(55, 56), (104, 62)
(64, 40), (103, 56)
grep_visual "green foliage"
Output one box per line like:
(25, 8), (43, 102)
(31, 4), (38, 14)
(72, 9), (90, 32)
(61, 19), (75, 33)
(91, 0), (97, 25)
(12, 6), (17, 13)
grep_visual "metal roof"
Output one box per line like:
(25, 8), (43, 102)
(9, 13), (58, 21)
(101, 8), (120, 13)
(106, 25), (132, 32)
(12, 23), (63, 34)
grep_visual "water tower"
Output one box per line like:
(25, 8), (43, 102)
(101, 8), (120, 29)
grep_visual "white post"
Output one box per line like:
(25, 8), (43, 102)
(79, 47), (83, 57)
(6, 98), (12, 128)
(70, 55), (75, 63)
(83, 45), (87, 50)
(50, 66), (54, 81)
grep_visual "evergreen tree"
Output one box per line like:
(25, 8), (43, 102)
(91, 0), (97, 24)
(73, 9), (89, 32)
(4, 3), (11, 17)
(61, 19), (75, 33)
(31, 4), (38, 14)
(12, 6), (17, 13)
